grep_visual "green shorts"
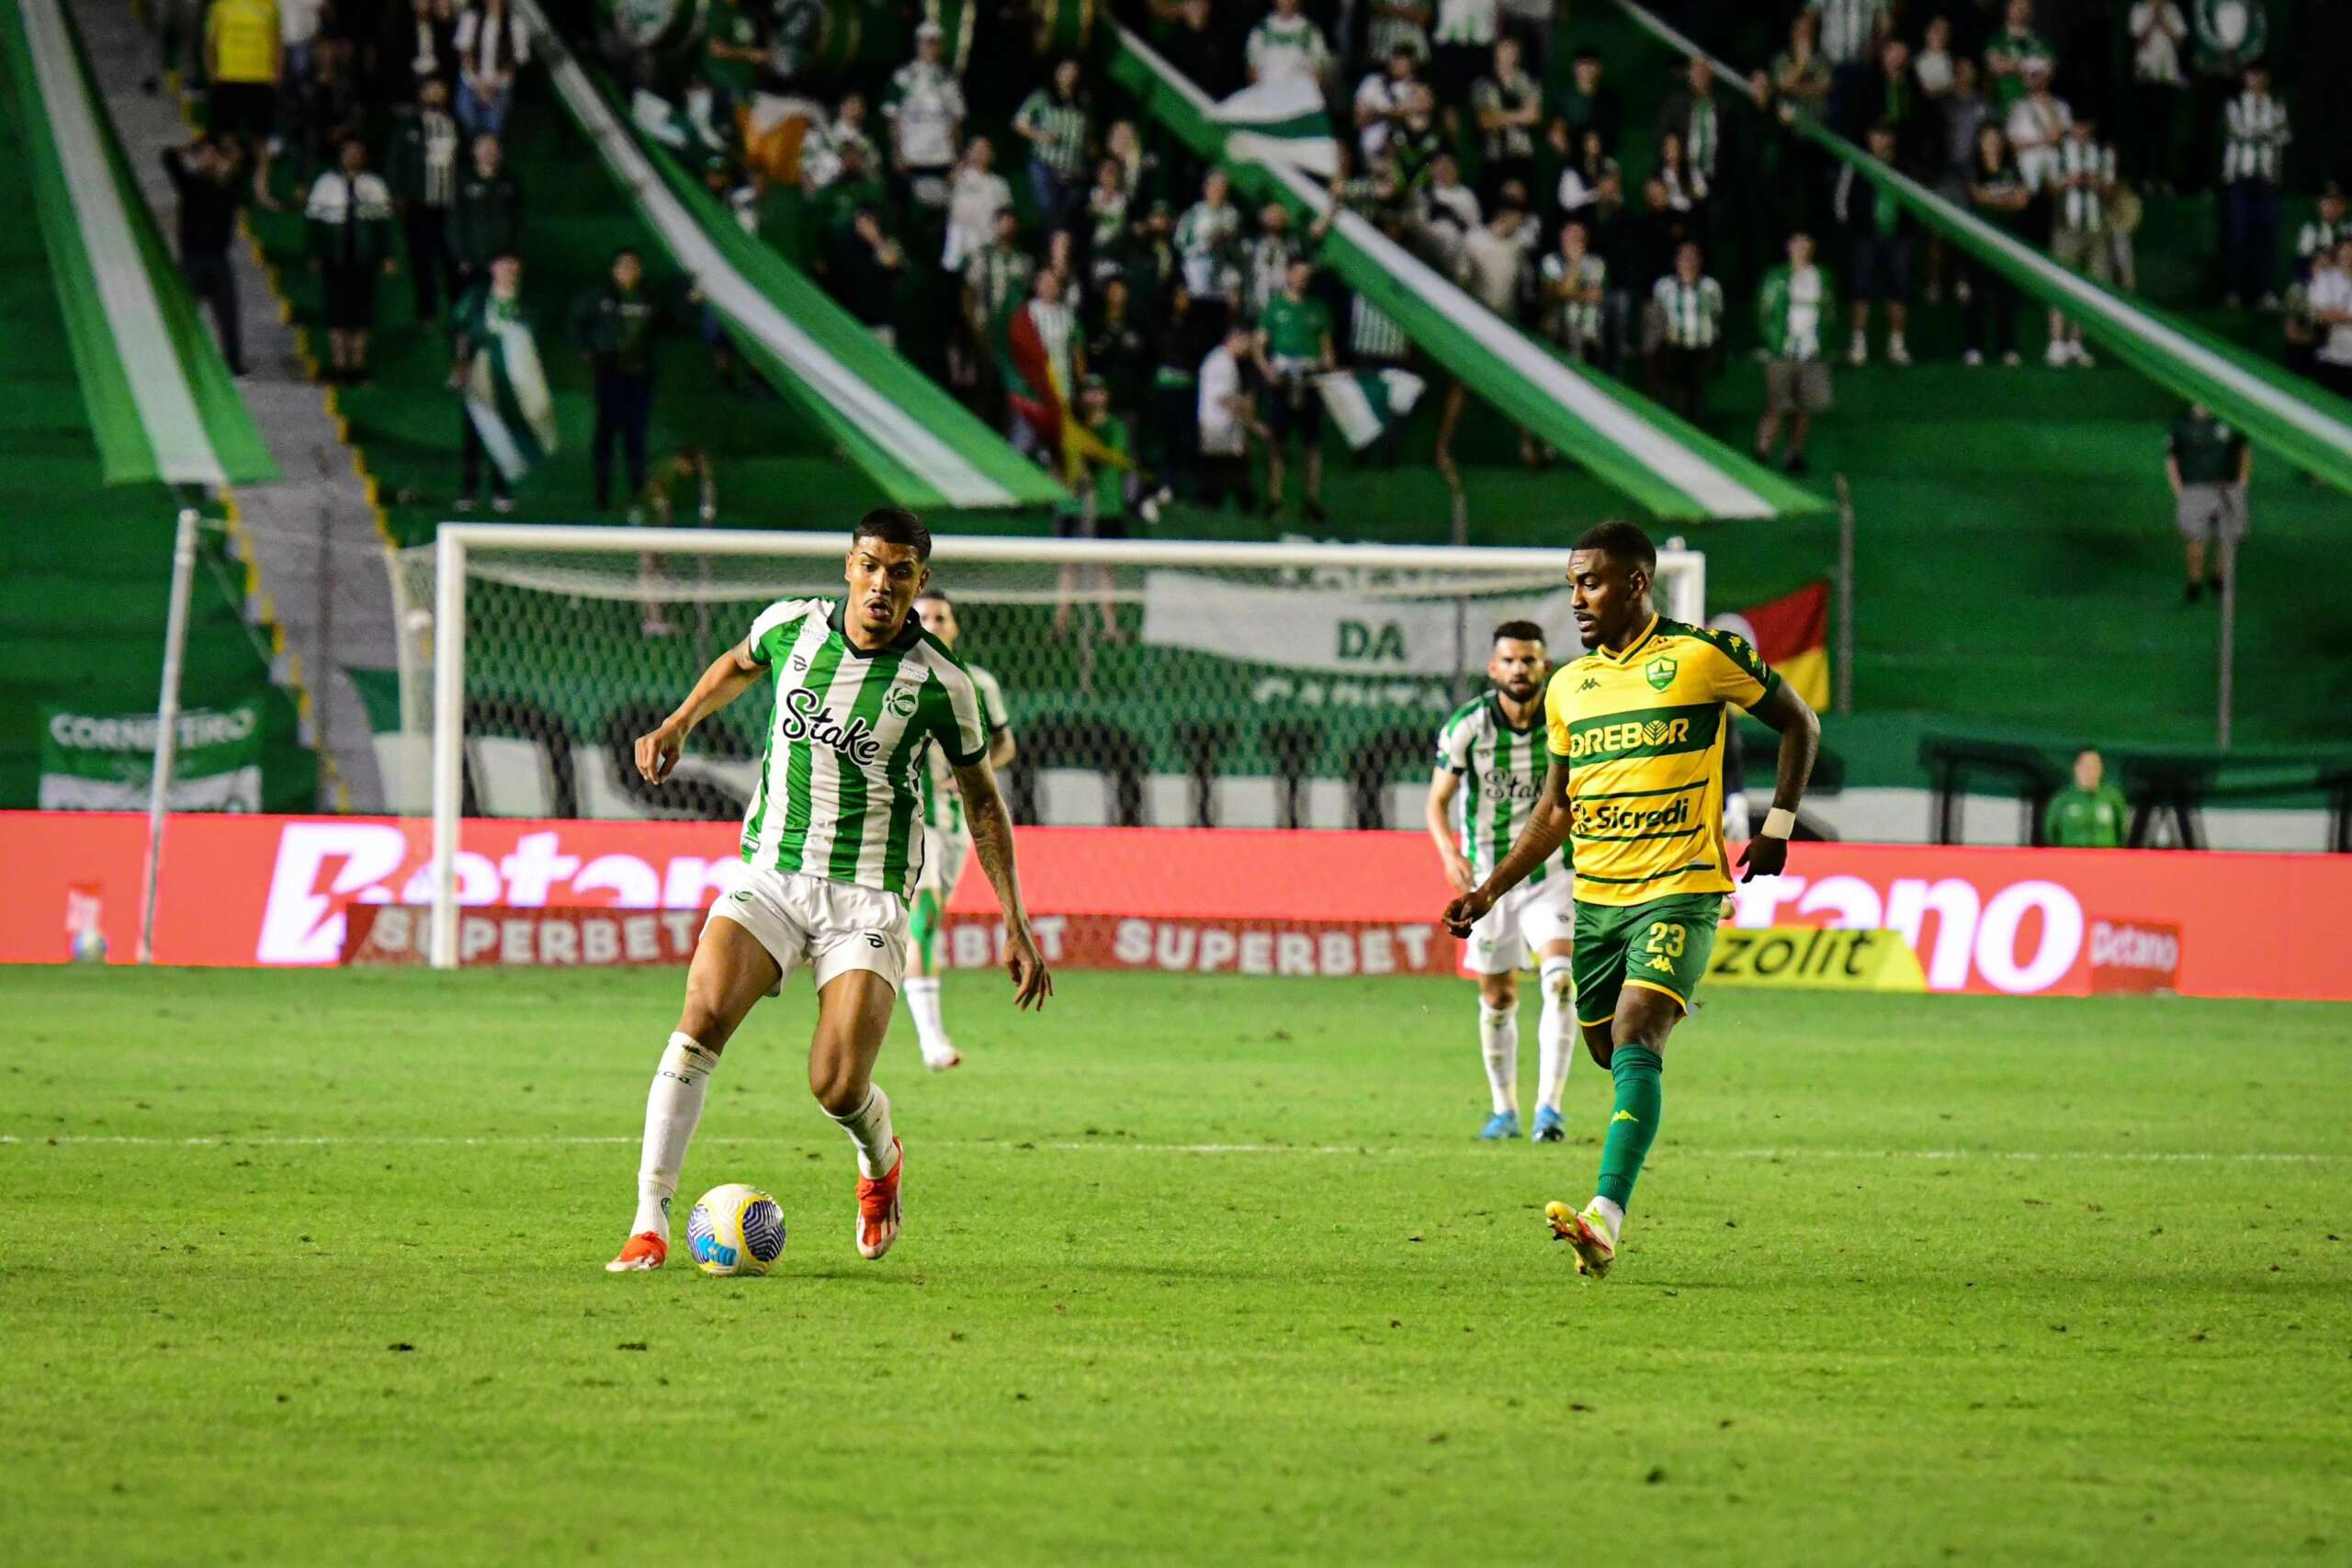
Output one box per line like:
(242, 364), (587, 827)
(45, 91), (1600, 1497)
(1572, 892), (1723, 1027)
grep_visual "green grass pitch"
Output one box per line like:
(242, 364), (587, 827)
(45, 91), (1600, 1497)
(3, 966), (2347, 1564)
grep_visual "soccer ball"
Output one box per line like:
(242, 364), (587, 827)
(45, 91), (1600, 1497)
(686, 1183), (787, 1277)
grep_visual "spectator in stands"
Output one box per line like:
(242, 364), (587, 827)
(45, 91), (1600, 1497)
(2297, 184), (2348, 280)
(1255, 260), (1336, 520)
(387, 76), (461, 323)
(1770, 12), (1831, 121)
(1014, 59), (1092, 236)
(1356, 44), (1422, 166)
(2192, 0), (2268, 182)
(2045, 750), (2129, 846)
(636, 445), (717, 532)
(1148, 279), (1207, 497)
(206, 0), (281, 207)
(1243, 202), (1300, 319)
(884, 22), (965, 217)
(832, 206), (905, 347)
(2046, 116), (2116, 366)
(1927, 55), (1989, 304)
(573, 249), (666, 513)
(1812, 0), (1890, 132)
(1387, 84), (1445, 196)
(1417, 153), (1482, 272)
(1056, 376), (1135, 638)
(162, 134), (252, 378)
(2125, 1), (2188, 191)
(279, 0), (324, 94)
(1364, 0), (1433, 66)
(1540, 218), (1606, 365)
(1453, 200), (1539, 461)
(1554, 47), (1623, 155)
(943, 138), (1012, 272)
(2218, 63), (2290, 308)
(961, 206), (1034, 419)
(1963, 124), (2030, 366)
(1089, 157), (1136, 266)
(2166, 400), (2250, 601)
(1849, 36), (1928, 164)
(305, 134), (397, 385)
(1655, 131), (1706, 218)
(1088, 275), (1150, 413)
(390, 0), (458, 103)
(1754, 231), (1835, 475)
(2309, 240), (2352, 401)
(1159, 0), (1239, 101)
(1503, 0), (1555, 80)
(1553, 127), (1617, 224)
(1983, 0), (2052, 114)
(1914, 15), (1955, 98)
(452, 0), (528, 141)
(698, 0), (766, 127)
(1626, 176), (1690, 377)
(1195, 321), (1260, 512)
(2004, 57), (2070, 193)
(1469, 36), (1542, 204)
(1106, 198), (1179, 315)
(1651, 241), (1724, 426)
(1177, 168), (1243, 333)
(1656, 59), (1724, 217)
(284, 37), (363, 187)
(1835, 126), (1914, 367)
(1430, 0), (1499, 137)
(448, 252), (529, 513)
(1105, 120), (1158, 206)
(1247, 0), (1330, 86)
(448, 133), (523, 298)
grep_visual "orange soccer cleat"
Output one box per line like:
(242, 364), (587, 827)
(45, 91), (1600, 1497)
(854, 1140), (904, 1260)
(604, 1230), (668, 1273)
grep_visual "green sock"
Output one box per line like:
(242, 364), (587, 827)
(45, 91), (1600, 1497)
(909, 889), (941, 969)
(1595, 1045), (1664, 1211)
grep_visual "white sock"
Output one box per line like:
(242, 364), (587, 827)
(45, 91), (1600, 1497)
(1590, 1195), (1625, 1241)
(828, 1084), (899, 1179)
(1479, 1003), (1519, 1116)
(1536, 957), (1576, 1113)
(632, 1032), (719, 1238)
(903, 976), (950, 1056)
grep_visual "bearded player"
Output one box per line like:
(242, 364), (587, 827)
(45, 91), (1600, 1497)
(904, 588), (1019, 1070)
(1443, 522), (1817, 1278)
(607, 509), (1053, 1271)
(1425, 622), (1576, 1143)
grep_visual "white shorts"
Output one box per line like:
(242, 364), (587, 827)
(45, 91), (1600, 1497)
(914, 824), (970, 898)
(703, 863), (910, 997)
(1460, 874), (1576, 976)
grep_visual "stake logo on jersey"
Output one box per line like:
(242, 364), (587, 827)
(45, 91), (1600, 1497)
(1544, 615), (1777, 906)
(739, 598), (987, 900)
(1437, 694), (1566, 885)
(921, 662), (1010, 841)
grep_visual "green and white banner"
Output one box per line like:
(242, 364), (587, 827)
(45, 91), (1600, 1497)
(1609, 0), (2352, 496)
(1141, 571), (1578, 675)
(1215, 75), (1340, 179)
(39, 701), (265, 811)
(1111, 26), (1825, 523)
(0, 0), (275, 488)
(463, 304), (560, 481)
(519, 0), (1067, 512)
(1317, 368), (1426, 449)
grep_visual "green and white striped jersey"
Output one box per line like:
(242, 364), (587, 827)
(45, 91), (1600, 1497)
(739, 599), (988, 900)
(921, 661), (1010, 840)
(1437, 694), (1566, 885)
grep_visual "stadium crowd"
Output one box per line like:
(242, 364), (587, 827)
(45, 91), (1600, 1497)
(152, 0), (2352, 508)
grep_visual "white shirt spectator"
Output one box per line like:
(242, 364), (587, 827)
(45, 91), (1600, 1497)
(941, 166), (1012, 270)
(2129, 2), (2188, 84)
(1197, 344), (1248, 455)
(1456, 219), (1534, 315)
(1914, 46), (1953, 95)
(1555, 161), (1616, 217)
(2309, 262), (2352, 366)
(885, 58), (965, 172)
(454, 6), (529, 79)
(279, 0), (325, 48)
(1355, 71), (1408, 162)
(2221, 89), (2290, 185)
(1246, 12), (1330, 85)
(1433, 0), (1500, 47)
(1806, 0), (1887, 65)
(2006, 91), (2073, 189)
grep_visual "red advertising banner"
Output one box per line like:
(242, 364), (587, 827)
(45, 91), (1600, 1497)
(4, 811), (2346, 1000)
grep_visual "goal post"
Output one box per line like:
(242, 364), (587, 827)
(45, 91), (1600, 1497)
(405, 523), (1706, 970)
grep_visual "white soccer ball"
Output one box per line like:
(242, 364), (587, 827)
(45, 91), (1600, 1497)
(687, 1183), (787, 1276)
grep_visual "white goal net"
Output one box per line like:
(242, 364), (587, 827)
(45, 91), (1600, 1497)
(390, 525), (1704, 967)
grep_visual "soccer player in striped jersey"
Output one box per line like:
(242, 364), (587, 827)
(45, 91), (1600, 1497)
(1444, 522), (1818, 1279)
(904, 588), (1018, 1071)
(1424, 622), (1577, 1144)
(607, 509), (1052, 1271)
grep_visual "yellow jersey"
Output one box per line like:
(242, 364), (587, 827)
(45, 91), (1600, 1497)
(207, 0), (281, 85)
(1544, 613), (1779, 906)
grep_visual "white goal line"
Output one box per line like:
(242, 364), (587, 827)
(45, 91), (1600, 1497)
(3, 1134), (2340, 1164)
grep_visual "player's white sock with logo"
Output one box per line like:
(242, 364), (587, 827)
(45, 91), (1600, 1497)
(1479, 1003), (1519, 1115)
(830, 1084), (900, 1179)
(1536, 956), (1576, 1112)
(633, 1032), (720, 1238)
(903, 976), (951, 1059)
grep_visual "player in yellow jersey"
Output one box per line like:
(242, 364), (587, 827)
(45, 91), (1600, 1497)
(1443, 521), (1819, 1278)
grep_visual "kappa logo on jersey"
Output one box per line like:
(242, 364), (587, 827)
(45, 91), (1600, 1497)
(1577, 676), (1601, 691)
(777, 685), (883, 764)
(884, 684), (920, 719)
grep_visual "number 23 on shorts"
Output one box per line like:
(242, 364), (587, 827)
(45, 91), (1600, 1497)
(1644, 921), (1687, 961)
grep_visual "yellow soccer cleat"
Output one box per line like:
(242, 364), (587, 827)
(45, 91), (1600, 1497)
(1545, 1201), (1618, 1279)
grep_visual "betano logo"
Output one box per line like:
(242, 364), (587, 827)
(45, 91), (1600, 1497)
(1568, 716), (1691, 761)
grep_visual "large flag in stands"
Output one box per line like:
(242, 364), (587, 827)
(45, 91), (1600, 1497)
(1717, 581), (1831, 708)
(1004, 299), (1131, 485)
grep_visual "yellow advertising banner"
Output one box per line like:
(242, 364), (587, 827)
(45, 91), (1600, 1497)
(1707, 927), (1927, 993)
